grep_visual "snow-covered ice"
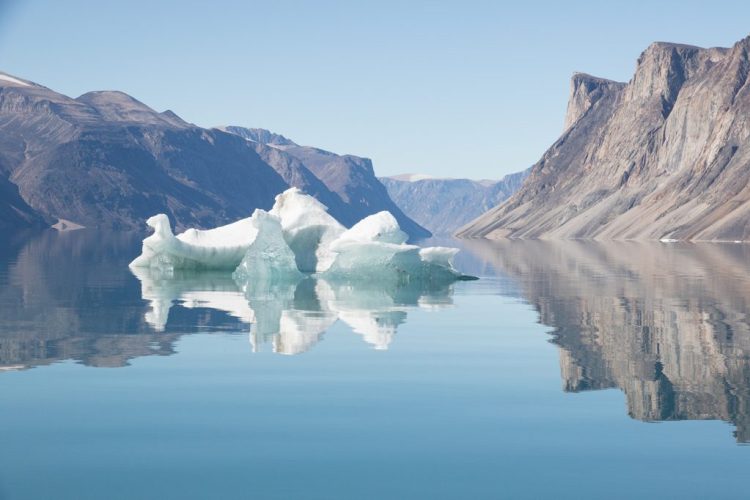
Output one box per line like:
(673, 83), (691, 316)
(0, 74), (30, 87)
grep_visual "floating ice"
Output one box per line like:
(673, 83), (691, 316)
(233, 210), (302, 282)
(130, 188), (472, 283)
(269, 188), (345, 272)
(129, 213), (258, 270)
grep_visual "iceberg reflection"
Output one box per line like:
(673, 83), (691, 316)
(132, 268), (456, 355)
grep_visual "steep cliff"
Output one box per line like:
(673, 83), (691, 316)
(458, 36), (750, 241)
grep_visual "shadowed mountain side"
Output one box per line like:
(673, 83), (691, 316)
(461, 238), (750, 442)
(0, 75), (288, 232)
(0, 175), (46, 230)
(222, 126), (431, 240)
(459, 36), (750, 241)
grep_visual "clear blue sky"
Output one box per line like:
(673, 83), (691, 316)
(1, 0), (748, 179)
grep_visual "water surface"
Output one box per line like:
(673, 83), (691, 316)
(1, 231), (749, 499)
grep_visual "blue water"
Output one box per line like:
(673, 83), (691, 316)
(1, 232), (749, 499)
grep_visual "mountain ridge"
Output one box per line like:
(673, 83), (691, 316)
(458, 35), (750, 241)
(0, 73), (429, 239)
(381, 169), (529, 235)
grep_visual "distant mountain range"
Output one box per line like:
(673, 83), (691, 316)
(380, 170), (529, 235)
(458, 35), (750, 241)
(0, 73), (429, 240)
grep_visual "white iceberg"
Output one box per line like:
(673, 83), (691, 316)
(324, 211), (462, 284)
(270, 187), (344, 272)
(129, 213), (258, 270)
(233, 210), (302, 282)
(130, 187), (472, 283)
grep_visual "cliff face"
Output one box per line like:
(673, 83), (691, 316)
(458, 36), (750, 241)
(463, 239), (750, 442)
(563, 73), (626, 130)
(380, 169), (529, 235)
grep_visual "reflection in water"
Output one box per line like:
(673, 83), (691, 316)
(8, 230), (750, 444)
(0, 231), (457, 371)
(463, 239), (750, 442)
(132, 267), (455, 355)
(0, 231), (245, 371)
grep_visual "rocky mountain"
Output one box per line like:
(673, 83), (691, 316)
(0, 72), (287, 232)
(463, 238), (750, 442)
(0, 73), (428, 239)
(222, 126), (431, 239)
(458, 35), (750, 241)
(380, 169), (529, 235)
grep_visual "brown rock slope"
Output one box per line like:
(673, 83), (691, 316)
(458, 36), (750, 241)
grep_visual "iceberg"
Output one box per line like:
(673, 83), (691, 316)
(233, 210), (302, 282)
(323, 211), (462, 284)
(129, 213), (258, 270)
(270, 187), (345, 273)
(130, 187), (473, 283)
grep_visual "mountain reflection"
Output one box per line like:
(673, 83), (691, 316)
(463, 239), (750, 442)
(0, 231), (457, 372)
(132, 267), (455, 355)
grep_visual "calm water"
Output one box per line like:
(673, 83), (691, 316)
(2, 231), (750, 499)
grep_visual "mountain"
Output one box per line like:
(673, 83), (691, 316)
(222, 126), (431, 239)
(458, 35), (750, 241)
(0, 73), (428, 239)
(380, 169), (529, 235)
(0, 175), (46, 230)
(0, 72), (288, 232)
